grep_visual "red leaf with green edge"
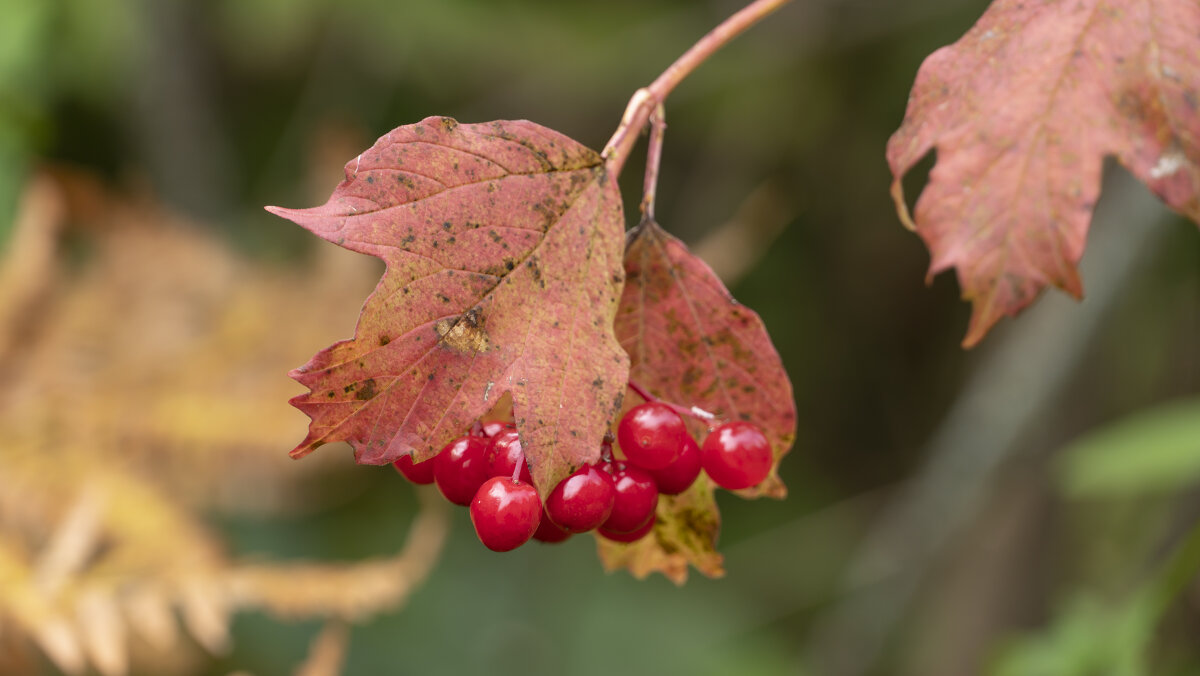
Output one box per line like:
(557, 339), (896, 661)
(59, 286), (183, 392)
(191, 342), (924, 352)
(596, 476), (724, 585)
(267, 117), (628, 495)
(888, 0), (1200, 347)
(616, 219), (795, 499)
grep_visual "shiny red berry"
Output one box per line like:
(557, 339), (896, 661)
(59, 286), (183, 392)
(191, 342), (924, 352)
(546, 465), (616, 533)
(393, 452), (436, 485)
(600, 463), (658, 534)
(486, 429), (533, 484)
(433, 435), (491, 505)
(480, 420), (515, 438)
(470, 477), (541, 552)
(617, 402), (686, 470)
(649, 432), (702, 495)
(701, 421), (773, 490)
(532, 509), (572, 543)
(599, 514), (656, 543)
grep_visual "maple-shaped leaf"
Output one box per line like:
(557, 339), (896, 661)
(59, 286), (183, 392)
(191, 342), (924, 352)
(616, 219), (795, 497)
(601, 219), (795, 581)
(597, 476), (724, 585)
(267, 117), (628, 494)
(888, 0), (1200, 346)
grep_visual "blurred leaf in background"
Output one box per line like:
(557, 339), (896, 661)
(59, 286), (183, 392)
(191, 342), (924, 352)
(1059, 398), (1200, 499)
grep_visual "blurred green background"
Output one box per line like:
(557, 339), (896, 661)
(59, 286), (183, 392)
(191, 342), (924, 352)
(2, 0), (1198, 674)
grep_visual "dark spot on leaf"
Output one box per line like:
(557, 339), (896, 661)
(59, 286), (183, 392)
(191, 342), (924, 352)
(434, 307), (490, 355)
(356, 379), (378, 401)
(442, 221), (452, 230)
(379, 335), (391, 346)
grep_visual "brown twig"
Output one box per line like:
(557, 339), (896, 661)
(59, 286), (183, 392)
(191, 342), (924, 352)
(640, 104), (667, 221)
(602, 0), (792, 177)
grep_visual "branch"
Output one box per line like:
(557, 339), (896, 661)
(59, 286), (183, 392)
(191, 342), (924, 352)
(602, 0), (792, 176)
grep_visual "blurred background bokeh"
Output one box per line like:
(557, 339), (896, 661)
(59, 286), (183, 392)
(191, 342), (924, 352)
(1, 0), (1197, 674)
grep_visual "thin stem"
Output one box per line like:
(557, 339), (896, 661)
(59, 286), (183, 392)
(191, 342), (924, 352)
(641, 104), (667, 220)
(627, 380), (718, 423)
(627, 379), (657, 403)
(603, 0), (791, 176)
(511, 450), (525, 483)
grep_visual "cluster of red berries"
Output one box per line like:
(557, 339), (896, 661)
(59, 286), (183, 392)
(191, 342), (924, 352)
(392, 401), (773, 552)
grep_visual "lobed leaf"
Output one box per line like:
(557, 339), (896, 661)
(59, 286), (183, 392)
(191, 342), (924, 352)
(268, 117), (629, 494)
(888, 0), (1200, 346)
(601, 219), (795, 581)
(616, 219), (794, 498)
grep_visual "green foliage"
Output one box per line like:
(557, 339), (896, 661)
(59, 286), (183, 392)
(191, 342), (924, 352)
(1059, 398), (1200, 498)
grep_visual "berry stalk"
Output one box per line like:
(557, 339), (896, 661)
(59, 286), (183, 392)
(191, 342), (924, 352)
(627, 380), (716, 423)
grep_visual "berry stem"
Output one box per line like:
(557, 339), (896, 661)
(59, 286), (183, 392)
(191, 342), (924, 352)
(602, 0), (791, 176)
(627, 380), (717, 423)
(640, 104), (666, 221)
(511, 449), (525, 484)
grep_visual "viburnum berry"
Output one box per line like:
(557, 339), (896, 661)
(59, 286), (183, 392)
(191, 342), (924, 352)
(480, 420), (515, 438)
(433, 435), (491, 505)
(617, 402), (686, 470)
(486, 429), (533, 484)
(649, 432), (703, 495)
(701, 421), (773, 490)
(470, 477), (542, 552)
(599, 514), (656, 543)
(532, 509), (572, 543)
(393, 453), (437, 485)
(546, 464), (616, 532)
(600, 463), (658, 534)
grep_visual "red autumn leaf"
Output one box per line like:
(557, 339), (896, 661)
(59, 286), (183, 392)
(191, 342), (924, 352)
(267, 117), (628, 494)
(888, 0), (1200, 347)
(616, 219), (795, 498)
(601, 219), (794, 581)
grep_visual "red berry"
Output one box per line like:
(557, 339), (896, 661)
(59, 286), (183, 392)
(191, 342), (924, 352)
(486, 429), (533, 484)
(600, 463), (658, 533)
(393, 452), (436, 485)
(481, 420), (515, 438)
(532, 509), (572, 543)
(599, 514), (656, 543)
(701, 421), (773, 490)
(433, 435), (491, 505)
(469, 477), (541, 552)
(545, 465), (616, 533)
(617, 402), (686, 470)
(649, 432), (702, 495)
